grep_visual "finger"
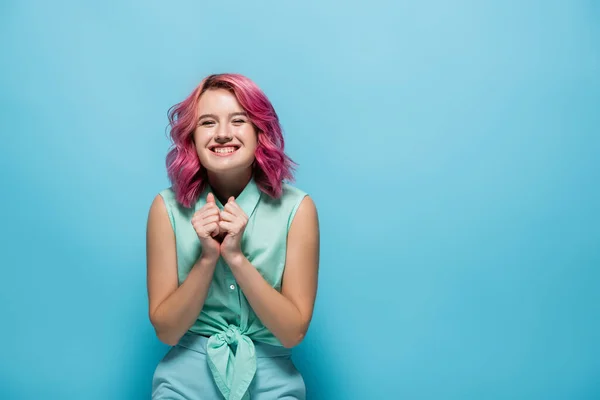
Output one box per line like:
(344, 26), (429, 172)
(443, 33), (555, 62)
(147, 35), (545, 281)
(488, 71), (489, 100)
(227, 200), (246, 217)
(192, 203), (218, 218)
(220, 209), (236, 222)
(202, 214), (220, 225)
(207, 192), (216, 204)
(199, 205), (220, 218)
(193, 212), (220, 228)
(226, 196), (238, 207)
(192, 208), (218, 225)
(223, 201), (240, 216)
(223, 201), (235, 213)
(205, 222), (220, 237)
(218, 220), (238, 235)
(196, 221), (218, 238)
(195, 202), (219, 218)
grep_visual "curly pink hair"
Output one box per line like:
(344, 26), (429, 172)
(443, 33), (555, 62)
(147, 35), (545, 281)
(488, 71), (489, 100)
(165, 73), (297, 208)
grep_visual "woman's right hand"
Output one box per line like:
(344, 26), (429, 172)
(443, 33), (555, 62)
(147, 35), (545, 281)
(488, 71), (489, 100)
(191, 192), (221, 261)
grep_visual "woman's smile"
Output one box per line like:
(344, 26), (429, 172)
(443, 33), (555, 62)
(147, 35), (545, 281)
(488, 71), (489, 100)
(210, 145), (240, 157)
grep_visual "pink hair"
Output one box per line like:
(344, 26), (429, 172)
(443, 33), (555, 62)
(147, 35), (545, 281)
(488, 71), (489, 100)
(165, 73), (297, 208)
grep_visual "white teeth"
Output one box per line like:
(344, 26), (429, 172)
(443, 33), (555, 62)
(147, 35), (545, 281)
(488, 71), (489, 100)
(214, 147), (237, 154)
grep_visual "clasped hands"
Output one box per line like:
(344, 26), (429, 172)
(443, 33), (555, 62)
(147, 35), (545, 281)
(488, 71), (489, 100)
(191, 192), (248, 263)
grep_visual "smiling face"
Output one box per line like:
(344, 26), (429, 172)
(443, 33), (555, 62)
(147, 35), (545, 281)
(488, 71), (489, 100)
(194, 88), (258, 178)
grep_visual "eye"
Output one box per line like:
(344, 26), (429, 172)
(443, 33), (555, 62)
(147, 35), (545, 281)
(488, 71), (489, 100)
(232, 119), (246, 124)
(200, 120), (215, 126)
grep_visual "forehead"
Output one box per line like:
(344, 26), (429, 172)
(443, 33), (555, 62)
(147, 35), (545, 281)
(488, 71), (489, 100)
(197, 88), (243, 113)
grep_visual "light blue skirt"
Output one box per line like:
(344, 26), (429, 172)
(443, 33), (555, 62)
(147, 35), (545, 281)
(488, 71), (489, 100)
(152, 332), (306, 399)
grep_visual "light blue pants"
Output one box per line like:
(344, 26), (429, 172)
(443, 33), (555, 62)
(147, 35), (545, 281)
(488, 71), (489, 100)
(152, 332), (306, 399)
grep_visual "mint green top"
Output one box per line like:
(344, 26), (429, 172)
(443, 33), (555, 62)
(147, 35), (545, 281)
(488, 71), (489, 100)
(159, 176), (307, 400)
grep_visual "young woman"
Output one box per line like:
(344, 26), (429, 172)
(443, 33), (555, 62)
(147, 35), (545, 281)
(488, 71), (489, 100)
(146, 73), (320, 400)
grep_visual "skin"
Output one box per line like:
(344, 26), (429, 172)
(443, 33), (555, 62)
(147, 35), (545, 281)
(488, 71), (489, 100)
(146, 88), (320, 348)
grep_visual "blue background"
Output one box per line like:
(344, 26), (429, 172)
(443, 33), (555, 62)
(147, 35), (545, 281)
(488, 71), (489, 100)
(1, 0), (599, 399)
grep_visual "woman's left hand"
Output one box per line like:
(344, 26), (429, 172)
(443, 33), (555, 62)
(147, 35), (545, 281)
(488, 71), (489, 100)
(219, 197), (248, 263)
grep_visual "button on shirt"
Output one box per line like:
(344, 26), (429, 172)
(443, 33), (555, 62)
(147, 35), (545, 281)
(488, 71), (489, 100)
(159, 176), (307, 400)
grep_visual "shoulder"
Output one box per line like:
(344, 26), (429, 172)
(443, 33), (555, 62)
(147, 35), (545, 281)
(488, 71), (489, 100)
(292, 192), (318, 223)
(259, 182), (306, 208)
(279, 182), (318, 229)
(148, 187), (177, 229)
(147, 188), (175, 213)
(281, 182), (308, 198)
(287, 189), (319, 244)
(280, 182), (312, 208)
(157, 187), (176, 204)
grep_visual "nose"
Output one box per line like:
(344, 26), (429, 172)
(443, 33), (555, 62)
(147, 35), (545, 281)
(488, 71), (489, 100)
(215, 123), (232, 143)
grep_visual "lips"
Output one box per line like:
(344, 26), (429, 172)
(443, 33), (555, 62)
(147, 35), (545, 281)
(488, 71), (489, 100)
(209, 144), (239, 159)
(212, 146), (237, 153)
(209, 144), (240, 150)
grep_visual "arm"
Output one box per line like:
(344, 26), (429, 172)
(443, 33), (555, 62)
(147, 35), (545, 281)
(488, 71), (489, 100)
(225, 196), (320, 348)
(146, 194), (218, 346)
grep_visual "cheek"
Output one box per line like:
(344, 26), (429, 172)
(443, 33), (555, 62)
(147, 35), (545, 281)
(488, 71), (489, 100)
(240, 127), (258, 149)
(193, 132), (211, 159)
(193, 128), (210, 143)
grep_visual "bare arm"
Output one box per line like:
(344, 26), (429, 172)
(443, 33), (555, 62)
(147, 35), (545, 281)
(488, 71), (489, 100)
(146, 194), (218, 346)
(226, 196), (320, 348)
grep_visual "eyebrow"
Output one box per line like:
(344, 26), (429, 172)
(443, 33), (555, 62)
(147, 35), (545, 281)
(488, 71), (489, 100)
(198, 111), (248, 120)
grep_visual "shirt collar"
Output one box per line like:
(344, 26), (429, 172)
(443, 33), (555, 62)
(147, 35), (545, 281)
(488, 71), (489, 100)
(196, 176), (262, 218)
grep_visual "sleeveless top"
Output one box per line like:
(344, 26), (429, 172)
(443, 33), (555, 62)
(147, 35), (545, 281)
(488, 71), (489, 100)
(158, 176), (307, 400)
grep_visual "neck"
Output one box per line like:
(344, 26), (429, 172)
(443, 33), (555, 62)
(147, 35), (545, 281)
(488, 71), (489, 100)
(206, 168), (253, 205)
